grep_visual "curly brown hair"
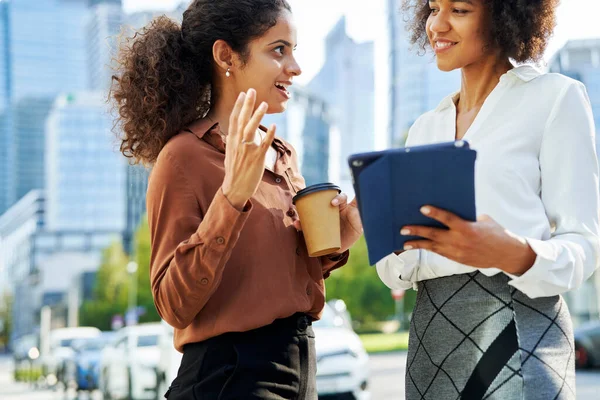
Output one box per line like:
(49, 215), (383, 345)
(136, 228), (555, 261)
(402, 0), (558, 62)
(110, 0), (291, 165)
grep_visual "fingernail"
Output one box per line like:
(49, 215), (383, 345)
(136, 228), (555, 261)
(248, 88), (256, 96)
(238, 92), (245, 100)
(421, 206), (431, 215)
(404, 244), (413, 250)
(259, 102), (268, 110)
(332, 199), (339, 206)
(400, 229), (410, 235)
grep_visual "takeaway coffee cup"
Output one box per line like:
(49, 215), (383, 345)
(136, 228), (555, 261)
(292, 183), (342, 257)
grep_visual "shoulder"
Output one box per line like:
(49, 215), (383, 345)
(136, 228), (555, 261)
(512, 66), (586, 100)
(149, 131), (216, 189)
(160, 130), (214, 165)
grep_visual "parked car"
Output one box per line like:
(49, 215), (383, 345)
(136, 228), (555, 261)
(314, 303), (370, 400)
(102, 322), (164, 400)
(64, 331), (115, 391)
(154, 321), (181, 400)
(40, 326), (101, 387)
(154, 303), (370, 400)
(574, 320), (600, 369)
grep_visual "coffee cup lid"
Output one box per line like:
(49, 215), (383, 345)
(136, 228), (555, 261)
(292, 183), (341, 204)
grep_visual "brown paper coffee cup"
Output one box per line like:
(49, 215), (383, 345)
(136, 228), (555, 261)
(293, 183), (341, 257)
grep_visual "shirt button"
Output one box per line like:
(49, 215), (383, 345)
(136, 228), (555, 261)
(296, 247), (301, 256)
(216, 237), (225, 245)
(287, 209), (296, 217)
(306, 287), (312, 296)
(275, 177), (282, 183)
(200, 278), (209, 285)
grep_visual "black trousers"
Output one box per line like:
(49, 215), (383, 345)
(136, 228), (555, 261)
(165, 313), (317, 400)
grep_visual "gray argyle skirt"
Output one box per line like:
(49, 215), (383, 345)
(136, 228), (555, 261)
(406, 271), (576, 400)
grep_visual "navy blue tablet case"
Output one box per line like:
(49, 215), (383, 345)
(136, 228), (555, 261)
(348, 141), (477, 265)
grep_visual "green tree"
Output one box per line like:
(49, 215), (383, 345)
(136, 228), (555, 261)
(79, 241), (129, 330)
(325, 236), (396, 323)
(133, 215), (161, 324)
(0, 292), (13, 351)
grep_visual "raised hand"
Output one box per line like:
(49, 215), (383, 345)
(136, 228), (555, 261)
(221, 89), (277, 210)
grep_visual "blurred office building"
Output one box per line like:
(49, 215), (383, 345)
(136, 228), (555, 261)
(263, 86), (333, 186)
(550, 39), (600, 324)
(308, 16), (374, 195)
(376, 0), (460, 149)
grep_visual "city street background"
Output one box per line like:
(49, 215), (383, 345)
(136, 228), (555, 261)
(1, 0), (600, 399)
(1, 353), (599, 400)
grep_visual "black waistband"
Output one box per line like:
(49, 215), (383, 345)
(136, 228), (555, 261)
(183, 313), (313, 354)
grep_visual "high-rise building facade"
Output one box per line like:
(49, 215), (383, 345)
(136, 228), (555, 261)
(87, 1), (124, 90)
(45, 92), (126, 235)
(307, 17), (374, 195)
(549, 39), (600, 324)
(0, 0), (92, 215)
(263, 86), (332, 186)
(382, 0), (460, 147)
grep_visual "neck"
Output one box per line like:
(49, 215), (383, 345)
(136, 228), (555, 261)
(205, 83), (239, 135)
(458, 55), (513, 111)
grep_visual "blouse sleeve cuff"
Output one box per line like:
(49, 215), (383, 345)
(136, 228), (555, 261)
(505, 238), (566, 298)
(376, 250), (420, 290)
(194, 188), (253, 248)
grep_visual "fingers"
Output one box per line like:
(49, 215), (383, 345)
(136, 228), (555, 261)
(400, 225), (447, 242)
(261, 123), (277, 151)
(331, 193), (348, 207)
(403, 239), (437, 252)
(237, 89), (256, 142)
(420, 205), (464, 229)
(293, 220), (302, 231)
(244, 101), (268, 143)
(228, 92), (246, 143)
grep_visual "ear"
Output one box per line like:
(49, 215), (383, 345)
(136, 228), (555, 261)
(212, 39), (241, 75)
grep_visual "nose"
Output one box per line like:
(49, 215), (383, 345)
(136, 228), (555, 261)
(428, 11), (451, 35)
(286, 56), (302, 77)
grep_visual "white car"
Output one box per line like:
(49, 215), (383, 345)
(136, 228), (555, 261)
(154, 304), (370, 400)
(102, 322), (164, 400)
(155, 321), (181, 400)
(40, 326), (101, 387)
(314, 303), (371, 400)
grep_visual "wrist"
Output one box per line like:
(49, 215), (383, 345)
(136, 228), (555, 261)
(221, 186), (248, 211)
(502, 238), (536, 276)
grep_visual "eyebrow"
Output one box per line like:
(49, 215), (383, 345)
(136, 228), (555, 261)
(267, 39), (297, 49)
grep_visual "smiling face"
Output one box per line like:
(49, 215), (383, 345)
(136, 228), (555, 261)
(426, 0), (494, 72)
(232, 10), (302, 114)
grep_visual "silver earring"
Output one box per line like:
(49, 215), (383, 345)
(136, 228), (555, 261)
(225, 68), (231, 77)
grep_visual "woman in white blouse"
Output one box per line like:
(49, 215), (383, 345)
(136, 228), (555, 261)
(377, 1), (599, 399)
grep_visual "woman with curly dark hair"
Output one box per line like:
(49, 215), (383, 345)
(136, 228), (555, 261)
(110, 1), (363, 399)
(376, 0), (599, 398)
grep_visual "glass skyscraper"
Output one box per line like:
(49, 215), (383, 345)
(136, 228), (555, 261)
(549, 39), (600, 324)
(383, 0), (460, 147)
(307, 16), (375, 195)
(45, 92), (126, 234)
(263, 86), (332, 186)
(0, 0), (91, 215)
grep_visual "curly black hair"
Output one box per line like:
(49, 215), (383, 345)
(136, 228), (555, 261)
(110, 0), (291, 165)
(402, 0), (559, 62)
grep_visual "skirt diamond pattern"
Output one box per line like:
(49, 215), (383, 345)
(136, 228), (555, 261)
(406, 271), (576, 400)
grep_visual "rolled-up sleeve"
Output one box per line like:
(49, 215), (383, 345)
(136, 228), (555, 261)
(507, 81), (600, 298)
(376, 250), (421, 290)
(147, 152), (252, 329)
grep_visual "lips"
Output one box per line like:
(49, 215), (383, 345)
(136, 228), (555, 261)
(433, 40), (458, 53)
(274, 82), (291, 99)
